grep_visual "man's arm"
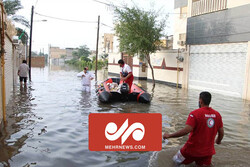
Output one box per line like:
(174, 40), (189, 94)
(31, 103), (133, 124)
(77, 72), (85, 77)
(90, 73), (94, 80)
(163, 125), (193, 139)
(216, 127), (224, 144)
(123, 73), (132, 81)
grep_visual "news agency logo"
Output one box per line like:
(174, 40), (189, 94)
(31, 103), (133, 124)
(105, 119), (145, 145)
(89, 113), (162, 151)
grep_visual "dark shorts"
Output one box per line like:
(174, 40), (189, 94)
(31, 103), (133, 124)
(19, 77), (27, 83)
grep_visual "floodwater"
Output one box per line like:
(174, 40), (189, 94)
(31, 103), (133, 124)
(0, 65), (250, 167)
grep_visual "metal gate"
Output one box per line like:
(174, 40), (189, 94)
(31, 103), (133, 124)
(188, 43), (248, 97)
(5, 36), (14, 103)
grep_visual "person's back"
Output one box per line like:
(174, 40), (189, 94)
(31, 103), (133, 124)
(18, 60), (29, 85)
(163, 91), (224, 166)
(181, 107), (223, 157)
(19, 63), (29, 77)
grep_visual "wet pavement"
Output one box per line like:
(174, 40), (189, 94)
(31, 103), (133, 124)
(0, 65), (250, 167)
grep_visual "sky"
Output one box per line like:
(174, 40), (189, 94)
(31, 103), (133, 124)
(16, 0), (175, 54)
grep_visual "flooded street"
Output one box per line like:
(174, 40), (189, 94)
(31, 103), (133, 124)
(0, 65), (250, 167)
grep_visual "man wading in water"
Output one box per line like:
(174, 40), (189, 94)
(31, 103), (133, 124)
(163, 91), (224, 167)
(77, 67), (94, 92)
(18, 60), (29, 86)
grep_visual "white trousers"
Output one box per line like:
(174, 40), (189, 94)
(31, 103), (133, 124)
(82, 85), (91, 92)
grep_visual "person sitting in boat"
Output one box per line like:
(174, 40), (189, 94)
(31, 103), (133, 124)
(77, 67), (94, 92)
(118, 59), (134, 90)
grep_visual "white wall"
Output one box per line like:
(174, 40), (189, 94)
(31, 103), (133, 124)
(113, 36), (120, 53)
(227, 0), (250, 8)
(147, 50), (183, 85)
(108, 52), (121, 75)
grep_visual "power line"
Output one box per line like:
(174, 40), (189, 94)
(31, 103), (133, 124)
(35, 12), (114, 29)
(90, 0), (123, 8)
(101, 23), (113, 28)
(35, 12), (97, 23)
(92, 0), (111, 6)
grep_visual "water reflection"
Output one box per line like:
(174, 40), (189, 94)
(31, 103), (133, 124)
(0, 85), (34, 166)
(79, 92), (92, 109)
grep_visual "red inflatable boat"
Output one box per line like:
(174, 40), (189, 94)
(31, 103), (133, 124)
(96, 78), (151, 103)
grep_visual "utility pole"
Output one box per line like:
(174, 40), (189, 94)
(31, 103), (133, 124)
(95, 15), (100, 82)
(28, 6), (34, 81)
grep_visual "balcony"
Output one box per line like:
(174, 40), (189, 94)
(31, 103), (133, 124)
(191, 0), (227, 16)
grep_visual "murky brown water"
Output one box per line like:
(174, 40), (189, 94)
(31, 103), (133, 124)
(0, 65), (250, 167)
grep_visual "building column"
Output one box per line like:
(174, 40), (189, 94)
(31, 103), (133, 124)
(243, 41), (250, 100)
(182, 45), (190, 89)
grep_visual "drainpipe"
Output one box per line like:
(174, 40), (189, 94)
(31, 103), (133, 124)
(0, 2), (6, 122)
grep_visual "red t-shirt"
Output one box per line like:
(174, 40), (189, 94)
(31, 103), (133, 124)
(181, 107), (223, 157)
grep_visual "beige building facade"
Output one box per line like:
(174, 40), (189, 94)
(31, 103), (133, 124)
(49, 46), (76, 64)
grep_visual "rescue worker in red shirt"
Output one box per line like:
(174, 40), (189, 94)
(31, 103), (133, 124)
(118, 59), (134, 91)
(163, 91), (224, 166)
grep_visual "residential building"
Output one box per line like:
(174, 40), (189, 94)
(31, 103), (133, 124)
(178, 0), (250, 99)
(102, 33), (114, 53)
(49, 46), (66, 64)
(65, 48), (74, 61)
(173, 0), (188, 49)
(48, 46), (76, 64)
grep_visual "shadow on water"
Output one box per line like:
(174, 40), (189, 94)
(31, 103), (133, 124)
(0, 65), (250, 167)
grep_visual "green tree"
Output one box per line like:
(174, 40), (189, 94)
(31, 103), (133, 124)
(80, 56), (91, 62)
(60, 54), (67, 62)
(100, 53), (109, 60)
(3, 0), (29, 27)
(72, 45), (91, 60)
(114, 6), (167, 87)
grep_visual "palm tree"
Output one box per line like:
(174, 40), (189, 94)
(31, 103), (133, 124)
(3, 0), (30, 28)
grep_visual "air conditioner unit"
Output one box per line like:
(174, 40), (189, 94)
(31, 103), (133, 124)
(12, 36), (20, 45)
(177, 40), (186, 46)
